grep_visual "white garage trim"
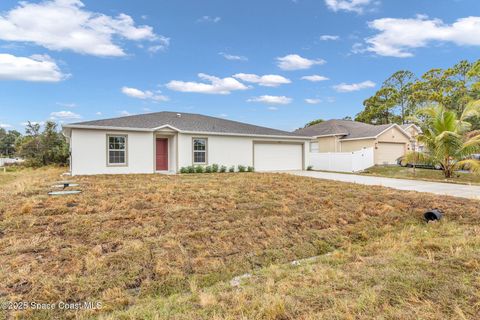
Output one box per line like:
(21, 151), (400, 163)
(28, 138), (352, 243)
(253, 141), (304, 171)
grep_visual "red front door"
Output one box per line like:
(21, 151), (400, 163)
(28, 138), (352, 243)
(156, 138), (168, 171)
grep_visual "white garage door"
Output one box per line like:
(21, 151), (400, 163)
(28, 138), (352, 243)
(254, 143), (303, 171)
(376, 142), (406, 165)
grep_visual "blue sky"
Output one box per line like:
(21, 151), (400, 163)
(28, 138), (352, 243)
(0, 0), (479, 132)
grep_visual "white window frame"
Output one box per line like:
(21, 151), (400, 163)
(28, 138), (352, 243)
(192, 137), (207, 165)
(107, 134), (128, 166)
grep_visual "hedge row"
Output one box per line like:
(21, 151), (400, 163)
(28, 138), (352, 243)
(179, 164), (254, 174)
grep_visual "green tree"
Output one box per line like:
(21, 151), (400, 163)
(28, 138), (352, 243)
(355, 87), (400, 124)
(406, 102), (480, 178)
(0, 129), (21, 156)
(304, 118), (324, 127)
(383, 70), (416, 124)
(16, 121), (69, 167)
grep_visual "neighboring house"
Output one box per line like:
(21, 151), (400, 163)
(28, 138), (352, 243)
(295, 119), (413, 165)
(401, 123), (424, 152)
(62, 112), (310, 175)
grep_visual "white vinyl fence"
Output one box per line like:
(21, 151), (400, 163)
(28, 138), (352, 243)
(308, 147), (374, 173)
(0, 158), (24, 167)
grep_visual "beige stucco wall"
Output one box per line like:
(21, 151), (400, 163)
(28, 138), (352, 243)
(377, 126), (411, 144)
(340, 139), (375, 152)
(405, 126), (419, 137)
(317, 136), (338, 152)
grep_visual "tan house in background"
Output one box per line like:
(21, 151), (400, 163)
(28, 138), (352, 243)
(401, 123), (424, 152)
(295, 119), (415, 165)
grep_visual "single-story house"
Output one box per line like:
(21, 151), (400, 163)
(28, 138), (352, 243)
(62, 112), (310, 175)
(295, 119), (414, 165)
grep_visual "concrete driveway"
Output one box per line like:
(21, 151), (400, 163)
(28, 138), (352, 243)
(285, 171), (480, 200)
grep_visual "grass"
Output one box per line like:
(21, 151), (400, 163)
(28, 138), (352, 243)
(361, 165), (480, 185)
(0, 168), (479, 319)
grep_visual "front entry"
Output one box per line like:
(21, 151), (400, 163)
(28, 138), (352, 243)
(156, 138), (168, 171)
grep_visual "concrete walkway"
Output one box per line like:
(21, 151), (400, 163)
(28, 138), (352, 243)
(285, 171), (480, 200)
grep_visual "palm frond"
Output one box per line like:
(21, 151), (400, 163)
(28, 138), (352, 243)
(454, 159), (480, 175)
(461, 100), (480, 121)
(403, 151), (434, 165)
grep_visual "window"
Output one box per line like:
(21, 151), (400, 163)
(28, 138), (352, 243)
(193, 138), (207, 164)
(310, 142), (319, 153)
(107, 135), (127, 165)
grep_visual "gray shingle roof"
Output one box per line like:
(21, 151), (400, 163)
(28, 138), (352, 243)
(65, 111), (304, 137)
(295, 119), (397, 140)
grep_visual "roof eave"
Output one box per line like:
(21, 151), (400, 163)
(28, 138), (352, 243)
(340, 136), (377, 141)
(62, 124), (310, 140)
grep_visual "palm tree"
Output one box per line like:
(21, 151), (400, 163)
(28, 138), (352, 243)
(405, 102), (480, 178)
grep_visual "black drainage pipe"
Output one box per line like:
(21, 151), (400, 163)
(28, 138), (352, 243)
(424, 209), (443, 221)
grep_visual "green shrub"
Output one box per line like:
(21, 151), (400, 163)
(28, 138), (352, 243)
(247, 166), (254, 172)
(187, 166), (195, 173)
(205, 165), (212, 173)
(219, 165), (227, 173)
(179, 167), (188, 174)
(211, 164), (219, 172)
(229, 166), (235, 173)
(307, 165), (313, 171)
(238, 165), (246, 172)
(195, 165), (204, 173)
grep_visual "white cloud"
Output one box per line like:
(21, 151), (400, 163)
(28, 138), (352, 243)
(148, 44), (169, 54)
(247, 95), (292, 105)
(95, 112), (102, 116)
(319, 35), (339, 41)
(121, 86), (169, 102)
(218, 113), (228, 118)
(301, 75), (329, 82)
(166, 73), (248, 95)
(305, 98), (322, 104)
(219, 52), (248, 61)
(119, 110), (132, 116)
(324, 0), (376, 14)
(276, 54), (326, 71)
(50, 110), (81, 120)
(56, 102), (76, 108)
(0, 53), (67, 82)
(233, 73), (291, 87)
(197, 16), (221, 23)
(0, 123), (12, 128)
(326, 96), (336, 103)
(365, 16), (480, 57)
(267, 106), (278, 111)
(333, 80), (375, 92)
(21, 121), (45, 127)
(0, 0), (167, 56)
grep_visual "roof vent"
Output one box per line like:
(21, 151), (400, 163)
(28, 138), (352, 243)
(176, 113), (182, 118)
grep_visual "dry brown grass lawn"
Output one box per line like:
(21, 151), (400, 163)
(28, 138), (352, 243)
(0, 167), (479, 319)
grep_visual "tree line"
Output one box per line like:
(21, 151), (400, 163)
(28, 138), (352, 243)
(0, 121), (69, 167)
(355, 59), (480, 128)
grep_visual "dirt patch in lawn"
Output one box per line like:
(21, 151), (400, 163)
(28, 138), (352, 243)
(0, 168), (479, 318)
